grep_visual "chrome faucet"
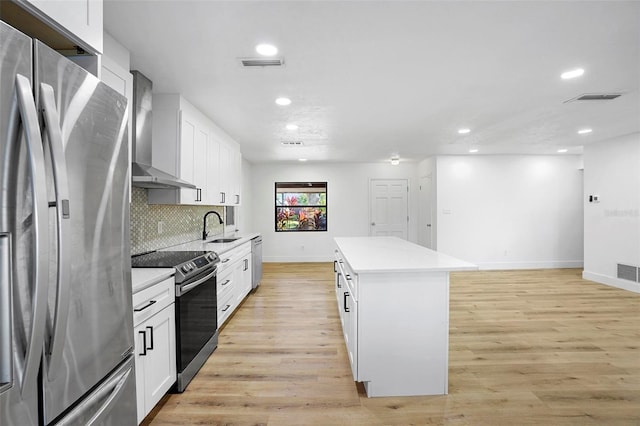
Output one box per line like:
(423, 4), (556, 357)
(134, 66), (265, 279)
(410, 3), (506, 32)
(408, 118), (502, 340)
(202, 211), (223, 240)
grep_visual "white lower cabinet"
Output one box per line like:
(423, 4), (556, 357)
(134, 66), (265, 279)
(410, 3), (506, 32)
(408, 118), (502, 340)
(133, 277), (176, 424)
(216, 242), (252, 327)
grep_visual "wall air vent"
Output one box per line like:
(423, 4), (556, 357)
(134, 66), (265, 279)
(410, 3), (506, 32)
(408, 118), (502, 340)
(281, 141), (304, 146)
(617, 263), (639, 282)
(239, 57), (285, 67)
(564, 93), (623, 103)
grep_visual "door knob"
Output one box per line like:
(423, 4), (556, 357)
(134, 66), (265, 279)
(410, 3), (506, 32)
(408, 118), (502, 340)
(371, 222), (375, 226)
(427, 224), (431, 227)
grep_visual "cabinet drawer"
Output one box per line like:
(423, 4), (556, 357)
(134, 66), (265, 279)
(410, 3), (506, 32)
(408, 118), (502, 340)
(335, 252), (358, 301)
(217, 243), (251, 273)
(217, 269), (235, 300)
(217, 290), (235, 327)
(133, 277), (175, 327)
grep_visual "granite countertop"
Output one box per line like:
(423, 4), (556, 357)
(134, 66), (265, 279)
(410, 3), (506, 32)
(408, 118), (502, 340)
(132, 268), (175, 294)
(335, 236), (477, 274)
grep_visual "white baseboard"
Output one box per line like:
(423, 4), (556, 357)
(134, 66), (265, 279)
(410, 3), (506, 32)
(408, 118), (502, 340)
(476, 260), (584, 270)
(262, 257), (585, 268)
(264, 256), (333, 263)
(582, 271), (640, 293)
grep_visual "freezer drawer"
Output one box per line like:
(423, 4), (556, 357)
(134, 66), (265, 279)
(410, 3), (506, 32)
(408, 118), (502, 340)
(53, 356), (137, 426)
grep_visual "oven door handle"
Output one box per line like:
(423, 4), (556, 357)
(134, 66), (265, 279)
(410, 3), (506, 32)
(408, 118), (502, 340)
(177, 268), (217, 296)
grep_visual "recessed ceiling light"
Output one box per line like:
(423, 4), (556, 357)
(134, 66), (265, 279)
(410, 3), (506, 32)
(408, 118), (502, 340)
(469, 149), (478, 153)
(557, 149), (568, 153)
(458, 128), (471, 134)
(577, 128), (592, 134)
(286, 124), (298, 131)
(561, 68), (585, 80)
(275, 97), (291, 106)
(298, 158), (307, 162)
(390, 156), (400, 166)
(256, 44), (278, 56)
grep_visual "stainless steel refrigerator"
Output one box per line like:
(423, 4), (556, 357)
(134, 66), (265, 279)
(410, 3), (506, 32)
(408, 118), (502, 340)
(0, 20), (136, 425)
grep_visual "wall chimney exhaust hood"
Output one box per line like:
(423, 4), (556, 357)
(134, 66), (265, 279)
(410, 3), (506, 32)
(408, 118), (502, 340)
(130, 71), (196, 189)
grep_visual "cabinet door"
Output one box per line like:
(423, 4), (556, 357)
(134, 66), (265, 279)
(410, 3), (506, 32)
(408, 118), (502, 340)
(134, 306), (176, 423)
(19, 0), (103, 54)
(144, 306), (177, 415)
(345, 291), (358, 380)
(231, 149), (242, 205)
(207, 136), (221, 204)
(218, 142), (231, 205)
(194, 127), (208, 203)
(179, 112), (197, 204)
(239, 254), (252, 298)
(134, 322), (146, 424)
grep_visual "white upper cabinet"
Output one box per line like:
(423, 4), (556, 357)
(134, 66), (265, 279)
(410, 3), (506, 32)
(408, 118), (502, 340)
(230, 149), (242, 205)
(213, 134), (241, 206)
(148, 94), (242, 206)
(16, 0), (103, 54)
(177, 112), (198, 204)
(207, 136), (222, 204)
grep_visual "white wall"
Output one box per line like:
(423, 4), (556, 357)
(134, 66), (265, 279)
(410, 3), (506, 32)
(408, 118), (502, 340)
(435, 155), (584, 269)
(238, 157), (253, 233)
(583, 133), (640, 293)
(251, 162), (419, 262)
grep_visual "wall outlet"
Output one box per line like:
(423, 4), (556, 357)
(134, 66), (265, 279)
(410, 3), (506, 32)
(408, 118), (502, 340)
(158, 221), (164, 234)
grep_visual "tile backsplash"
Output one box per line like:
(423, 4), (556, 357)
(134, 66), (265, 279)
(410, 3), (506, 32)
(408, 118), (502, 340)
(130, 187), (224, 255)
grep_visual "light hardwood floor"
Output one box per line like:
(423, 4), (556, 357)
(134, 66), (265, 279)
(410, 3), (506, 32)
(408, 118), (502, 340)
(143, 264), (640, 425)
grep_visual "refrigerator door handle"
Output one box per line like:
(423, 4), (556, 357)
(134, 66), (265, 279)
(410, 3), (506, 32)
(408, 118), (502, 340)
(85, 364), (134, 426)
(39, 83), (72, 381)
(0, 233), (12, 394)
(15, 74), (50, 396)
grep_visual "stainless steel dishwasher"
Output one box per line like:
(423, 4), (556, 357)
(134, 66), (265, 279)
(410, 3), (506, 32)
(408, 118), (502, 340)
(251, 236), (263, 290)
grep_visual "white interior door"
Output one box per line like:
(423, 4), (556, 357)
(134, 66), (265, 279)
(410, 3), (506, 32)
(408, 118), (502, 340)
(418, 175), (433, 249)
(369, 179), (408, 239)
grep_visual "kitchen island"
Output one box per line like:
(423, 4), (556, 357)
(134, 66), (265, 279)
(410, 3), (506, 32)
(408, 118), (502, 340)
(334, 236), (477, 397)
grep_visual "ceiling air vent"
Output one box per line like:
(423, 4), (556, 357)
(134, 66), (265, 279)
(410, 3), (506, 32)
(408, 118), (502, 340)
(564, 93), (623, 103)
(239, 57), (285, 67)
(281, 141), (304, 146)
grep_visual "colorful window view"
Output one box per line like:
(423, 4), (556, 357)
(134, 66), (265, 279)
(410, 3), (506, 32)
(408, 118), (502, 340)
(275, 182), (327, 232)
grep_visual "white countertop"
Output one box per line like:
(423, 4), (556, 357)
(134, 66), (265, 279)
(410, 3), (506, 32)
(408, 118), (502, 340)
(161, 232), (260, 254)
(131, 268), (175, 294)
(335, 236), (477, 273)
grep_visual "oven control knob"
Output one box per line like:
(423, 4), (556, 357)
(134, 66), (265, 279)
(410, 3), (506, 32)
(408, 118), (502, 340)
(181, 265), (189, 273)
(191, 262), (196, 269)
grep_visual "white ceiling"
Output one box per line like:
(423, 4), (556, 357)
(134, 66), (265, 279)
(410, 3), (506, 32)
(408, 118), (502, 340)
(104, 1), (640, 164)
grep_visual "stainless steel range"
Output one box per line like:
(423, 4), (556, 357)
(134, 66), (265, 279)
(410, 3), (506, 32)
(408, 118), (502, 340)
(132, 250), (220, 392)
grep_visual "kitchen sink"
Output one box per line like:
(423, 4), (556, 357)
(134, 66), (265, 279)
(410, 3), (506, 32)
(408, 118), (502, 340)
(209, 238), (240, 243)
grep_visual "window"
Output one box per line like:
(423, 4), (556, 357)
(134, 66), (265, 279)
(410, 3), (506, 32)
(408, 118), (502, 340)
(275, 182), (327, 232)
